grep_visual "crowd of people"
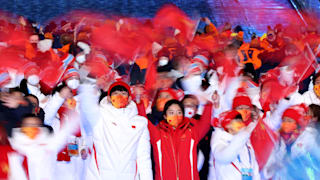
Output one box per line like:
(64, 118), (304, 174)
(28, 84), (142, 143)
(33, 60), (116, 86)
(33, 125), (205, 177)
(0, 4), (320, 180)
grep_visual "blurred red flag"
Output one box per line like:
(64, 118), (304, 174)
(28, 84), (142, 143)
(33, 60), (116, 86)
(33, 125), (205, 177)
(153, 4), (196, 44)
(250, 118), (279, 170)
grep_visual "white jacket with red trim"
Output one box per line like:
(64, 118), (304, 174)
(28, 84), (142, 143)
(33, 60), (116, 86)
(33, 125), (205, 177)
(209, 127), (260, 180)
(8, 118), (78, 180)
(262, 125), (319, 179)
(80, 85), (153, 180)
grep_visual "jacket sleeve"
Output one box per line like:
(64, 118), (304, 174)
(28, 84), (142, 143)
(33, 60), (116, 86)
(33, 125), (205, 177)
(137, 100), (159, 142)
(44, 93), (65, 127)
(195, 103), (213, 140)
(214, 77), (240, 118)
(79, 84), (101, 135)
(136, 101), (147, 118)
(263, 99), (293, 131)
(47, 112), (80, 152)
(212, 124), (256, 164)
(137, 122), (153, 180)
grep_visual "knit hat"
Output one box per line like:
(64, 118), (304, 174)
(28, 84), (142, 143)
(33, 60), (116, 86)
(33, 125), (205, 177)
(159, 88), (184, 101)
(24, 62), (40, 77)
(282, 104), (309, 128)
(108, 81), (131, 96)
(232, 95), (252, 109)
(192, 54), (209, 68)
(62, 67), (80, 82)
(220, 110), (242, 131)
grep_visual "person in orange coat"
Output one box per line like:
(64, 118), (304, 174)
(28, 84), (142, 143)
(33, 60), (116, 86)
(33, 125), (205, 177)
(238, 38), (262, 70)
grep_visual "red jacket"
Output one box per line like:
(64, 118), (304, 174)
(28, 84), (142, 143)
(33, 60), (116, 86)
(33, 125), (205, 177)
(147, 104), (212, 180)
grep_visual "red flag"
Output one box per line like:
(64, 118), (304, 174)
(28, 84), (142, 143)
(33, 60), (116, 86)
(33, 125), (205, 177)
(153, 4), (196, 44)
(250, 118), (279, 169)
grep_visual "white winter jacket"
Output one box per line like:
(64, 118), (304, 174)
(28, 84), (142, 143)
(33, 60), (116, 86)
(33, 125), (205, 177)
(80, 85), (153, 180)
(262, 125), (319, 179)
(209, 128), (260, 180)
(9, 119), (78, 180)
(301, 89), (320, 105)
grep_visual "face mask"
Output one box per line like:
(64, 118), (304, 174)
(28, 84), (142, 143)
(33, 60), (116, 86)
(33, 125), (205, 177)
(281, 121), (297, 133)
(111, 94), (128, 109)
(156, 98), (169, 112)
(314, 84), (320, 97)
(27, 75), (40, 86)
(182, 75), (202, 93)
(237, 109), (251, 122)
(67, 79), (80, 90)
(21, 127), (40, 139)
(76, 54), (86, 64)
(280, 68), (294, 85)
(166, 115), (183, 128)
(229, 121), (245, 134)
(184, 107), (195, 118)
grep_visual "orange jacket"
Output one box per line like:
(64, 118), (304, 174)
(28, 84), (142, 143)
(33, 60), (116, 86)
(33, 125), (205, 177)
(238, 43), (262, 70)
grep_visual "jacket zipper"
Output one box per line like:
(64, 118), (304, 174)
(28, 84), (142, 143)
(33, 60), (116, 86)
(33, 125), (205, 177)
(169, 133), (179, 180)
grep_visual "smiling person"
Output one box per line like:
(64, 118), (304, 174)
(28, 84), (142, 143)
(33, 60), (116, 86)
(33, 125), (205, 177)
(80, 81), (153, 180)
(147, 99), (212, 180)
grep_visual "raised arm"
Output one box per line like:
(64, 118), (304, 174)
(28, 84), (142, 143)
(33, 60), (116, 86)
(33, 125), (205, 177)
(263, 99), (293, 131)
(43, 92), (65, 127)
(79, 84), (101, 135)
(47, 111), (80, 152)
(195, 103), (213, 140)
(136, 98), (159, 142)
(212, 122), (257, 164)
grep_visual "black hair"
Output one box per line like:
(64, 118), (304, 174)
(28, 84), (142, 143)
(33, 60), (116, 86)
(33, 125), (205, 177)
(51, 82), (67, 95)
(21, 113), (40, 122)
(182, 94), (199, 104)
(309, 104), (320, 122)
(243, 63), (259, 83)
(313, 72), (320, 85)
(157, 60), (173, 73)
(25, 94), (39, 105)
(163, 99), (185, 118)
(19, 79), (29, 95)
(233, 25), (243, 33)
(109, 85), (129, 96)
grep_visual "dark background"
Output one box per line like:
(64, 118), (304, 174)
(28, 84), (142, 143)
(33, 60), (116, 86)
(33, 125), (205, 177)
(0, 0), (319, 39)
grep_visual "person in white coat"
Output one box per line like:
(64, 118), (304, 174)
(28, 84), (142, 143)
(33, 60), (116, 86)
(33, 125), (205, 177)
(44, 69), (91, 180)
(210, 110), (260, 180)
(21, 63), (49, 108)
(262, 104), (319, 179)
(79, 81), (153, 180)
(300, 72), (320, 105)
(8, 112), (79, 180)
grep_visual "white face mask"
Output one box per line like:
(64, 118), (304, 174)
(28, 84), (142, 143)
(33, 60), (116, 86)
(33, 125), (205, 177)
(184, 107), (195, 118)
(27, 75), (40, 86)
(76, 54), (86, 64)
(182, 75), (202, 94)
(67, 79), (80, 90)
(280, 67), (294, 85)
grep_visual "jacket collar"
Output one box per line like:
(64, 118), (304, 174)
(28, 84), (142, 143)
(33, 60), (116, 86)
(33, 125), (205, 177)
(100, 97), (138, 119)
(159, 117), (192, 132)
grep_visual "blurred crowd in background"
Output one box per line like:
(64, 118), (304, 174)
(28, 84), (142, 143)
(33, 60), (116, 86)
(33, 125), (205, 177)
(0, 2), (320, 180)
